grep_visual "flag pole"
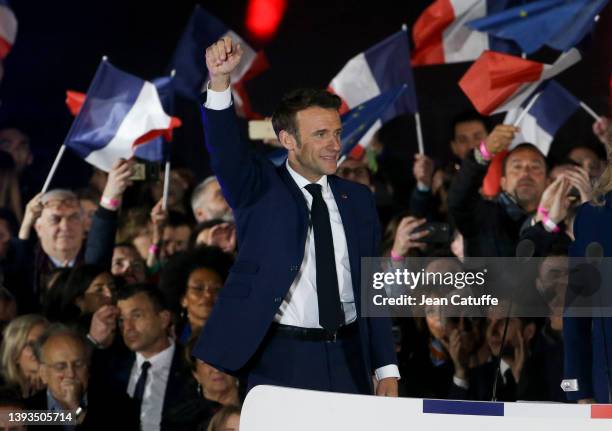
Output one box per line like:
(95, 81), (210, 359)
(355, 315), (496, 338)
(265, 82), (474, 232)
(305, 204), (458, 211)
(512, 92), (542, 126)
(579, 101), (601, 122)
(414, 112), (425, 154)
(40, 145), (67, 194)
(162, 160), (171, 211)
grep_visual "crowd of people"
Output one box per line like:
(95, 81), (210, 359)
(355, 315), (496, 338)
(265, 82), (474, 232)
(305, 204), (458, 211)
(0, 83), (611, 427)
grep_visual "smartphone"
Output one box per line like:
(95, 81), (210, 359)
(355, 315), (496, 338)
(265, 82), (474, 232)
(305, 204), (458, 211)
(129, 159), (161, 182)
(412, 222), (452, 244)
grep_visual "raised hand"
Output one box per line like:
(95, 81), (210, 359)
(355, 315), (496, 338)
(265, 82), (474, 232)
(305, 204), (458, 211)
(89, 305), (119, 348)
(205, 36), (244, 91)
(537, 176), (571, 224)
(391, 216), (429, 257)
(484, 125), (519, 156)
(593, 117), (612, 146)
(101, 159), (133, 210)
(18, 192), (44, 240)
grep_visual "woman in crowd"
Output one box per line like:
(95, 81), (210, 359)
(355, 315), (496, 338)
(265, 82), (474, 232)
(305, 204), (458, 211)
(162, 332), (241, 431)
(159, 246), (233, 342)
(0, 314), (49, 397)
(207, 405), (241, 431)
(43, 265), (116, 328)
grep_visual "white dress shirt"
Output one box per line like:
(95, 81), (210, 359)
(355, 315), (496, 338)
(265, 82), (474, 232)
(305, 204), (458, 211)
(127, 340), (175, 431)
(205, 87), (400, 381)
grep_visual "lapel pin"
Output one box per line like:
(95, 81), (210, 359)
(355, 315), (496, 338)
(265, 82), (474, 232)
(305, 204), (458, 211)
(341, 193), (348, 199)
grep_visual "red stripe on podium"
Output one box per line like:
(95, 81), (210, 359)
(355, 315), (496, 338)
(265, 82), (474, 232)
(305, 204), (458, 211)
(591, 405), (612, 419)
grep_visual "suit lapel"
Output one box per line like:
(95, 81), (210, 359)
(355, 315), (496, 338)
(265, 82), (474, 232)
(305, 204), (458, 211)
(329, 176), (361, 298)
(277, 165), (310, 253)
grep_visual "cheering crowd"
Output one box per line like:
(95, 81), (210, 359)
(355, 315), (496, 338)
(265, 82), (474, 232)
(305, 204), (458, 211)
(0, 103), (610, 428)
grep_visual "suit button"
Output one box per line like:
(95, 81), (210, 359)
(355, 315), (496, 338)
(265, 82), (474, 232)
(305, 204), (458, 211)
(274, 297), (282, 303)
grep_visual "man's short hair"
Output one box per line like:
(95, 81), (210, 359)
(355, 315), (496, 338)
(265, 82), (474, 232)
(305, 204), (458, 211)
(450, 110), (490, 140)
(191, 176), (218, 213)
(33, 323), (91, 364)
(116, 283), (169, 312)
(271, 88), (342, 138)
(40, 189), (79, 207)
(501, 143), (548, 176)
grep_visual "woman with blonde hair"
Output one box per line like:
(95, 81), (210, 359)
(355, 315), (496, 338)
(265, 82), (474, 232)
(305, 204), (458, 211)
(0, 314), (49, 397)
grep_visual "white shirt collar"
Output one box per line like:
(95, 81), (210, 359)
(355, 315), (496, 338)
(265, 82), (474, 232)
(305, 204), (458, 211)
(49, 256), (76, 268)
(135, 338), (175, 370)
(285, 159), (328, 192)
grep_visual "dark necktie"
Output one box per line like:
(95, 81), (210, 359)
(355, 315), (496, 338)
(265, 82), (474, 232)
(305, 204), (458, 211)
(133, 361), (151, 411)
(305, 183), (344, 332)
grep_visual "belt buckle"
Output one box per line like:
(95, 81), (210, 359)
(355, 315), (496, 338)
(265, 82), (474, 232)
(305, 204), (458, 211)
(326, 330), (337, 343)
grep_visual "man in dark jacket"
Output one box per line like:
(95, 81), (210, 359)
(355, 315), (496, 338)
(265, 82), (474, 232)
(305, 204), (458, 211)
(448, 125), (548, 257)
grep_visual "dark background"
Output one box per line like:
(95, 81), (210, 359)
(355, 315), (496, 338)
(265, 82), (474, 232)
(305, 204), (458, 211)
(1, 0), (611, 191)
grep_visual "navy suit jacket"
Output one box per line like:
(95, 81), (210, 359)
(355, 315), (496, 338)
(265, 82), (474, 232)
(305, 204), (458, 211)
(193, 103), (397, 383)
(564, 195), (612, 402)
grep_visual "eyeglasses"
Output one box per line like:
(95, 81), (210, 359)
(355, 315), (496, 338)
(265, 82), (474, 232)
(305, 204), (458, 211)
(43, 359), (88, 373)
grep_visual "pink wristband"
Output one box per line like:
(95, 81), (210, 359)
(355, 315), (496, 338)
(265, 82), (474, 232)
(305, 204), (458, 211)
(537, 206), (549, 216)
(390, 250), (403, 262)
(479, 141), (492, 161)
(542, 214), (561, 233)
(100, 196), (120, 210)
(148, 244), (159, 255)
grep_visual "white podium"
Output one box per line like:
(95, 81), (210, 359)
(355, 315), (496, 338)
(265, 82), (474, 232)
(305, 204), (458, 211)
(241, 385), (612, 430)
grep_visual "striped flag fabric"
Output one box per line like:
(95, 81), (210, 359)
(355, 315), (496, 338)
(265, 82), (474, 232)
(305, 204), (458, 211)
(170, 5), (268, 118)
(328, 29), (417, 158)
(64, 60), (181, 172)
(411, 0), (517, 66)
(0, 0), (17, 59)
(503, 80), (581, 155)
(459, 48), (581, 115)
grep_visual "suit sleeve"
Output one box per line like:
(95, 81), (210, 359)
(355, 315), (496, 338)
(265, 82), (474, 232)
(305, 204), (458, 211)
(563, 205), (594, 400)
(84, 206), (118, 268)
(448, 150), (489, 239)
(367, 191), (398, 371)
(200, 99), (263, 210)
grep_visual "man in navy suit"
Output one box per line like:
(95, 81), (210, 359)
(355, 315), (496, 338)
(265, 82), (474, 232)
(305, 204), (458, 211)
(193, 36), (399, 396)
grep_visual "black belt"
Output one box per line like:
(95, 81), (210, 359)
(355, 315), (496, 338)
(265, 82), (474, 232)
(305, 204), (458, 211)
(270, 322), (358, 342)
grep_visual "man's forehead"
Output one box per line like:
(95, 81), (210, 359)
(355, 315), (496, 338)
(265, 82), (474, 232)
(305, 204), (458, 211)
(43, 335), (85, 357)
(42, 199), (81, 214)
(296, 107), (341, 128)
(507, 148), (545, 164)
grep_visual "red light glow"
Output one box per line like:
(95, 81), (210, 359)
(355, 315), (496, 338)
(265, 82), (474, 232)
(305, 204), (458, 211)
(246, 0), (286, 41)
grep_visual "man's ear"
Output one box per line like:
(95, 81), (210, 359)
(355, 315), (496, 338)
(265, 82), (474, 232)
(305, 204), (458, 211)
(279, 130), (297, 151)
(500, 176), (507, 192)
(160, 310), (172, 330)
(34, 217), (43, 237)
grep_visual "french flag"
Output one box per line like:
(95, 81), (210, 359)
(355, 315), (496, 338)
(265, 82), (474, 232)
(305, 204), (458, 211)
(503, 80), (581, 155)
(411, 0), (517, 66)
(171, 5), (268, 119)
(0, 0), (17, 60)
(328, 29), (417, 158)
(459, 48), (581, 115)
(64, 60), (181, 172)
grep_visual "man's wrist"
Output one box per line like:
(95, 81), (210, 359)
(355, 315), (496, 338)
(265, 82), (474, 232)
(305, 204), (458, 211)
(100, 195), (121, 211)
(209, 75), (231, 92)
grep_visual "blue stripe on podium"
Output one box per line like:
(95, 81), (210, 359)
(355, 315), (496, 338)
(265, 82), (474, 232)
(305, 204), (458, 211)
(423, 399), (505, 417)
